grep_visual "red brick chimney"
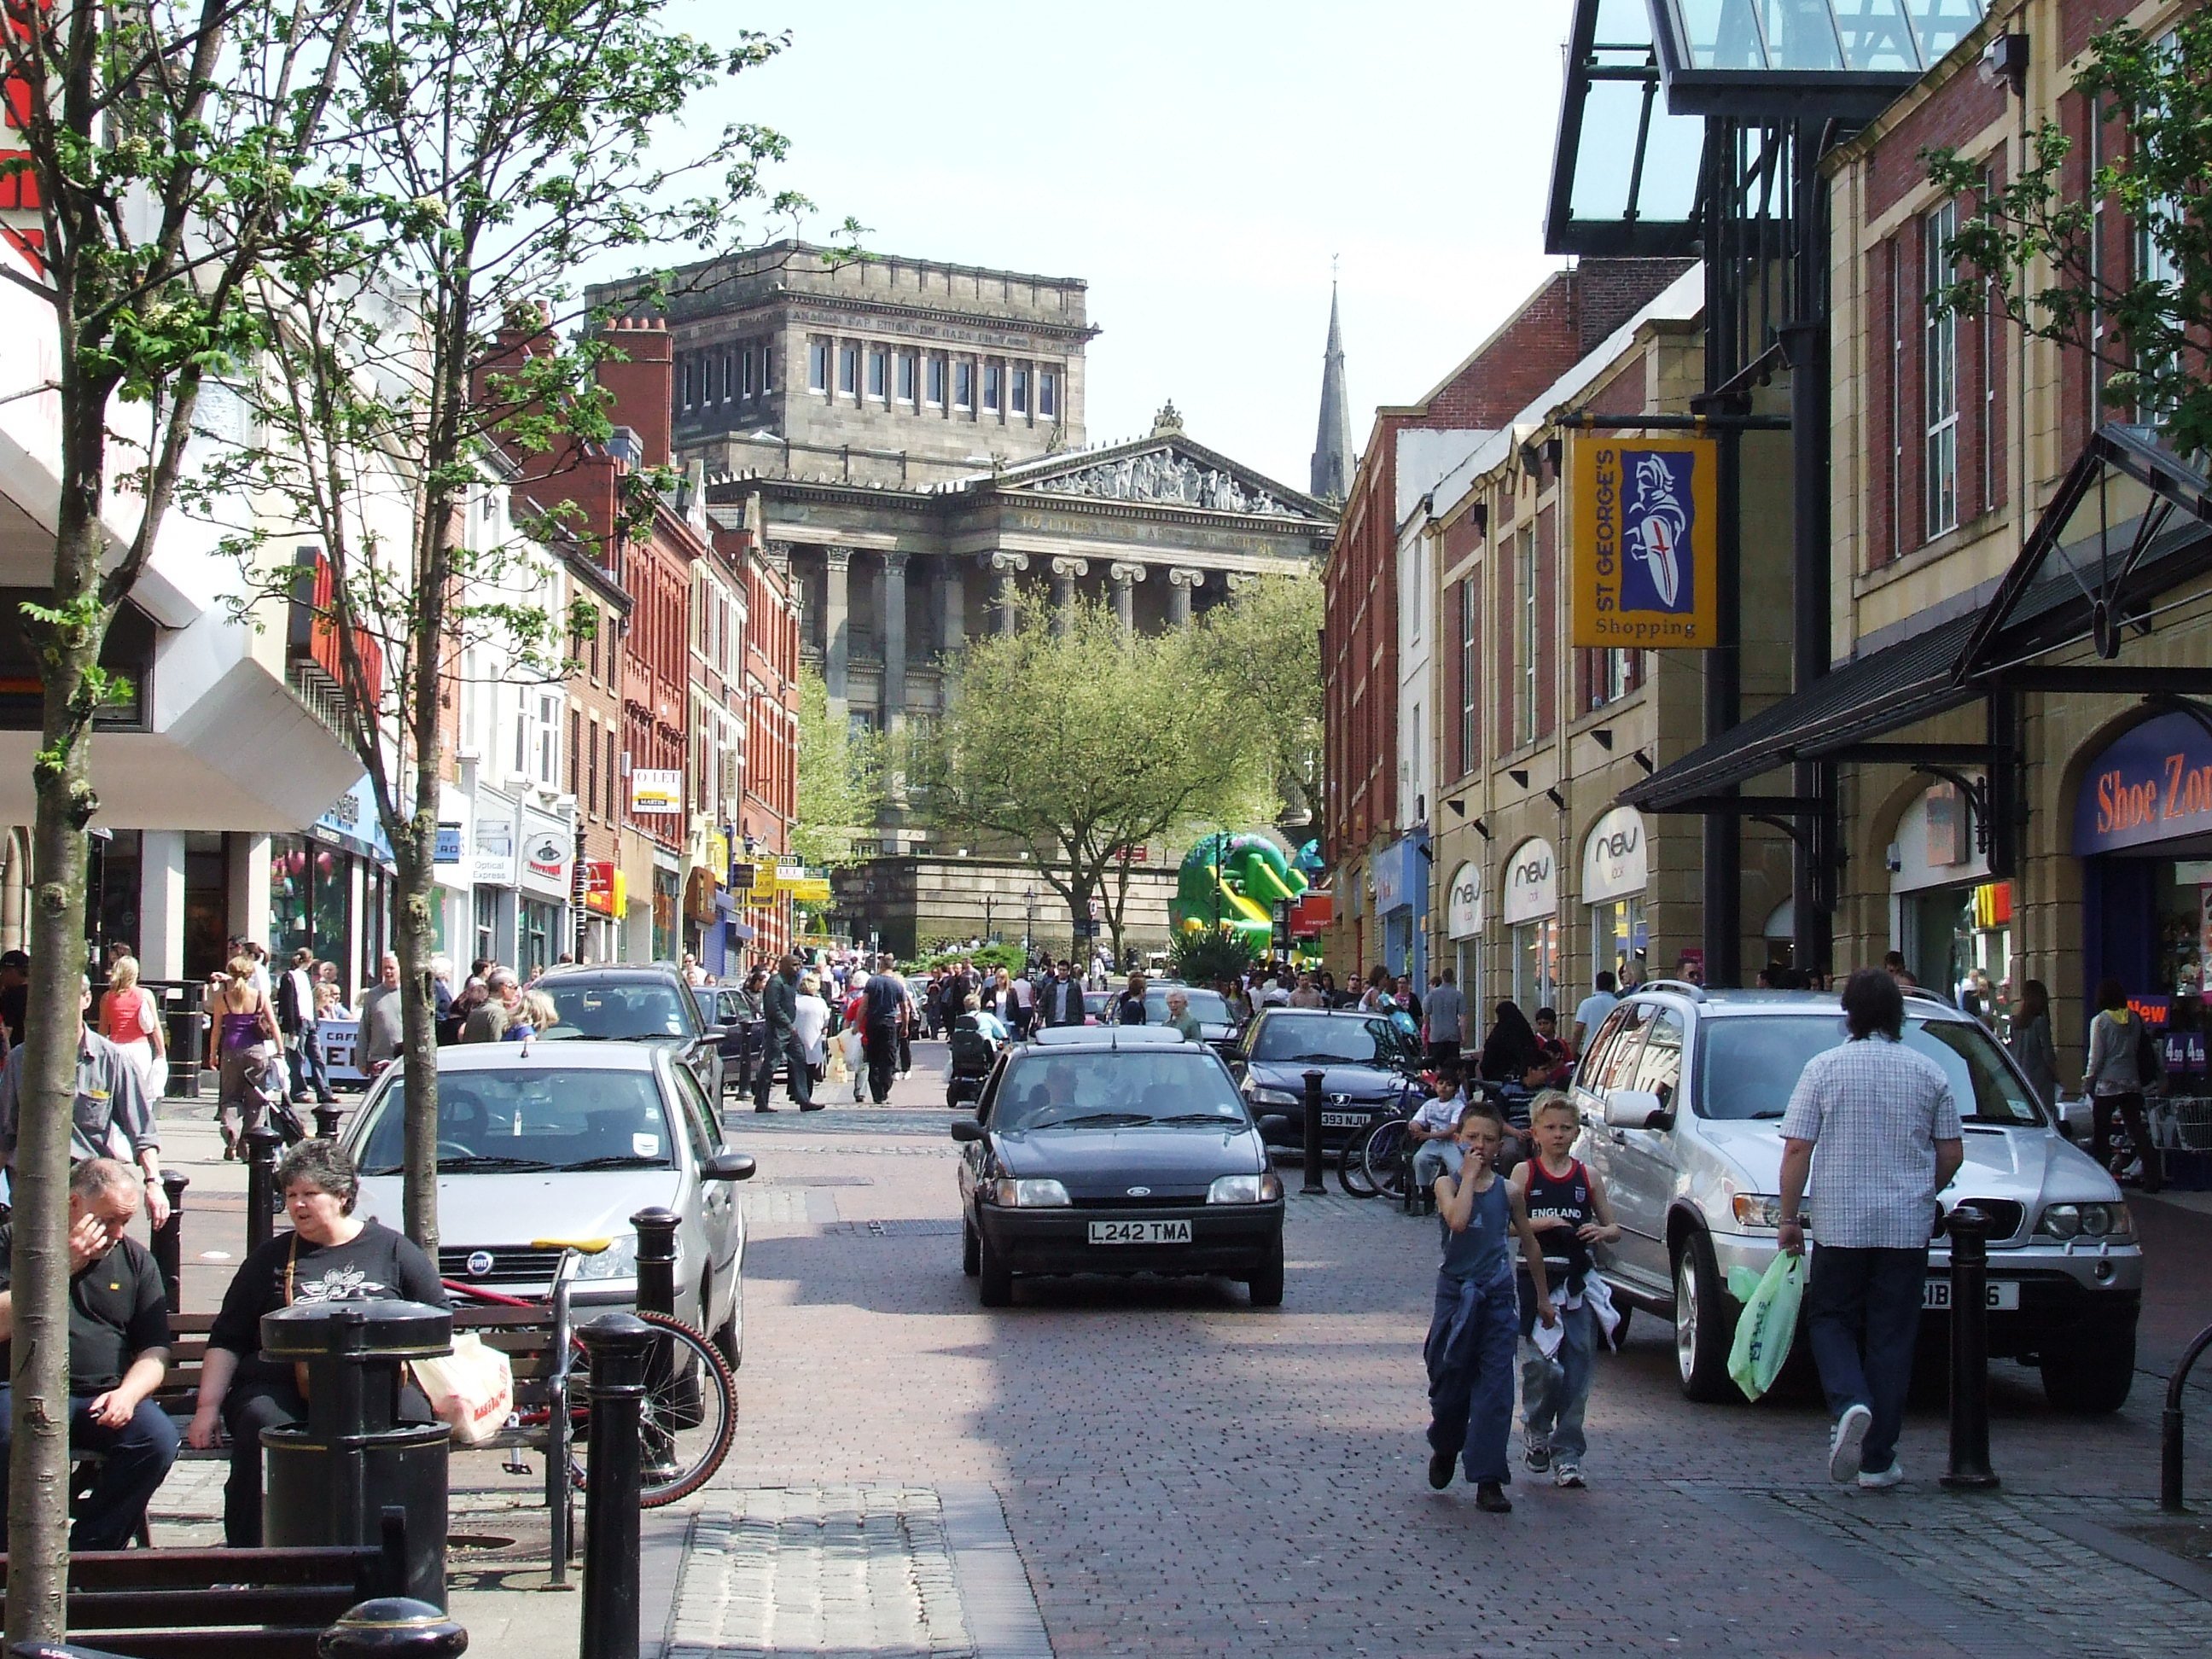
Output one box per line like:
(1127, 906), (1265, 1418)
(597, 316), (673, 469)
(470, 300), (556, 463)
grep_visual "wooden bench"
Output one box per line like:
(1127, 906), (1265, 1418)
(0, 1516), (406, 1658)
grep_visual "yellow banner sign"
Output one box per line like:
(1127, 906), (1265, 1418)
(1569, 434), (1718, 649)
(783, 877), (831, 904)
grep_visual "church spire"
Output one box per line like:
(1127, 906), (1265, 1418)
(1310, 279), (1353, 503)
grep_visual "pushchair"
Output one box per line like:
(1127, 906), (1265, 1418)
(946, 1012), (996, 1109)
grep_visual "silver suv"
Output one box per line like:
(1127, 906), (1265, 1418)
(1569, 984), (2143, 1412)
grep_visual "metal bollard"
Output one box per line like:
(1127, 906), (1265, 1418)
(317, 1596), (469, 1656)
(578, 1313), (656, 1659)
(152, 1171), (190, 1313)
(245, 1123), (286, 1250)
(314, 1103), (345, 1139)
(629, 1208), (679, 1318)
(2159, 1318), (2212, 1511)
(1300, 1068), (1326, 1196)
(1940, 1205), (2000, 1491)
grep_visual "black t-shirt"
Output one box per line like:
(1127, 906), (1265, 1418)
(210, 1222), (446, 1388)
(1114, 993), (1146, 1026)
(0, 982), (26, 1048)
(0, 1225), (170, 1394)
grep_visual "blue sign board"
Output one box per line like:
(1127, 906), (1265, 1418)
(434, 822), (463, 864)
(313, 776), (396, 867)
(1371, 833), (1427, 917)
(2073, 712), (2212, 855)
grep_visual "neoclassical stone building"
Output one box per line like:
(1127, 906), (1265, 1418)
(591, 242), (1336, 878)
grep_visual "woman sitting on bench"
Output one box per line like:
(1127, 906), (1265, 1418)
(188, 1140), (445, 1546)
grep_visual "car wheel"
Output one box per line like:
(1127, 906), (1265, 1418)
(962, 1220), (981, 1278)
(1672, 1231), (1737, 1403)
(977, 1228), (1013, 1307)
(2039, 1312), (2137, 1413)
(1246, 1238), (1284, 1307)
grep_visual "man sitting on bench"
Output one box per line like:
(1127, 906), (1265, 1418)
(0, 1157), (178, 1547)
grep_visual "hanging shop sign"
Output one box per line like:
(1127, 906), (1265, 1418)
(1371, 834), (1426, 916)
(1581, 806), (1649, 903)
(579, 859), (623, 916)
(1569, 434), (1719, 649)
(629, 768), (684, 814)
(434, 823), (463, 864)
(518, 812), (572, 900)
(2074, 711), (2212, 854)
(1446, 862), (1483, 939)
(1500, 837), (1557, 925)
(472, 804), (516, 888)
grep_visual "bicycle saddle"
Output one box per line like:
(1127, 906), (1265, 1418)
(529, 1236), (616, 1254)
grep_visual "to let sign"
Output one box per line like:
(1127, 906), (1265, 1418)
(1569, 434), (1718, 649)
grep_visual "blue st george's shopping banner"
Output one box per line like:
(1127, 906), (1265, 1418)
(1568, 434), (1719, 649)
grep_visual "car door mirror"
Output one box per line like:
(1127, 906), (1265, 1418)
(701, 1151), (755, 1182)
(698, 1025), (729, 1044)
(1604, 1088), (1669, 1131)
(950, 1118), (985, 1143)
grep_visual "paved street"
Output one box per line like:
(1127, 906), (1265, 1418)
(146, 1050), (2212, 1656)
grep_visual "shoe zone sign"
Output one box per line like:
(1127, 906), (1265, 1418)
(1569, 435), (1719, 649)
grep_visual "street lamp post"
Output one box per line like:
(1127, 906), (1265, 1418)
(1024, 885), (1036, 962)
(985, 893), (994, 945)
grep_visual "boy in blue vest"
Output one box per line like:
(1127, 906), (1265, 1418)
(1424, 1099), (1555, 1512)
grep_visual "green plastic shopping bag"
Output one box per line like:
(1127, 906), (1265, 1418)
(1726, 1253), (1805, 1402)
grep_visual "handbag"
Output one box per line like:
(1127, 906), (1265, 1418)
(412, 1333), (516, 1447)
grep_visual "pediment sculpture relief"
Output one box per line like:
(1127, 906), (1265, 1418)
(1029, 447), (1299, 517)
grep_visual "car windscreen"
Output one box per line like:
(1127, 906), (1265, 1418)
(1697, 1016), (2046, 1126)
(1248, 1014), (1400, 1066)
(538, 981), (696, 1040)
(355, 1068), (678, 1173)
(1145, 989), (1231, 1024)
(992, 1051), (1249, 1132)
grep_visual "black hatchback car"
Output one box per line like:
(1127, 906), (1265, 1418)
(1228, 1007), (1423, 1152)
(533, 964), (726, 1101)
(952, 1028), (1284, 1307)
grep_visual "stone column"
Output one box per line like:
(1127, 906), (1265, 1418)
(822, 547), (850, 711)
(138, 830), (189, 981)
(981, 550), (1028, 634)
(1108, 561), (1146, 631)
(1166, 567), (1204, 626)
(881, 550), (909, 728)
(1049, 556), (1089, 634)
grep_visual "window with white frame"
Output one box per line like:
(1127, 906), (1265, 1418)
(1458, 578), (1476, 778)
(896, 352), (916, 404)
(808, 339), (830, 393)
(2133, 32), (2182, 424)
(1924, 200), (1960, 539)
(867, 348), (888, 400)
(538, 694), (558, 787)
(1011, 366), (1029, 415)
(759, 345), (772, 392)
(1516, 524), (1539, 746)
(679, 358), (694, 410)
(983, 363), (1001, 412)
(838, 344), (859, 398)
(1600, 649), (1630, 706)
(739, 348), (752, 399)
(954, 361), (974, 410)
(1039, 370), (1057, 418)
(926, 356), (946, 407)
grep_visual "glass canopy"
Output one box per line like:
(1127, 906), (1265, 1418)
(1650, 0), (1987, 116)
(1546, 0), (1708, 256)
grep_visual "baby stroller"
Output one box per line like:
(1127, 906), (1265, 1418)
(946, 1012), (996, 1109)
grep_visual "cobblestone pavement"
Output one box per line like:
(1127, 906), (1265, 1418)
(684, 1084), (2212, 1659)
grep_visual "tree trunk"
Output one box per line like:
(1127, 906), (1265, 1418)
(392, 840), (440, 1250)
(7, 416), (111, 1652)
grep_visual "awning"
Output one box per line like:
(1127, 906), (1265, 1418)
(1621, 613), (1982, 811)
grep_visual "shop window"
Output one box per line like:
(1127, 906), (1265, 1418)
(1591, 896), (1645, 991)
(474, 887), (497, 965)
(1511, 917), (1558, 1011)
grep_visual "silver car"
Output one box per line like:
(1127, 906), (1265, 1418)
(344, 1041), (753, 1361)
(1570, 985), (2142, 1412)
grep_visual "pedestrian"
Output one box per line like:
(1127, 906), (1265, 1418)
(2007, 978), (2058, 1115)
(2081, 976), (2163, 1192)
(0, 976), (170, 1225)
(211, 952), (280, 1158)
(1477, 1001), (1541, 1086)
(1289, 971), (1324, 1010)
(1359, 965), (1390, 1013)
(97, 953), (167, 1106)
(1511, 1091), (1621, 1489)
(858, 955), (906, 1104)
(358, 953), (405, 1074)
(1114, 971), (1147, 1026)
(1570, 971), (1619, 1053)
(794, 973), (832, 1091)
(1423, 1098), (1554, 1511)
(1422, 969), (1465, 1067)
(1529, 1009), (1572, 1087)
(753, 953), (816, 1113)
(1882, 949), (1918, 990)
(462, 968), (518, 1043)
(1777, 968), (1964, 1488)
(276, 946), (334, 1107)
(1164, 990), (1202, 1042)
(1039, 960), (1086, 1027)
(0, 948), (30, 1050)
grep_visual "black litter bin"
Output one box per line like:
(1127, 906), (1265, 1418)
(164, 998), (203, 1099)
(259, 1298), (453, 1608)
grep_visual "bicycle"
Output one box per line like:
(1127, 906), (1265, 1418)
(439, 1234), (736, 1549)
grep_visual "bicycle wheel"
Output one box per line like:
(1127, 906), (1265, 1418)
(1365, 1119), (1413, 1203)
(1336, 1121), (1381, 1197)
(567, 1310), (736, 1508)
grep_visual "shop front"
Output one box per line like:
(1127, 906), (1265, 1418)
(471, 794), (518, 969)
(1371, 833), (1428, 985)
(270, 777), (394, 997)
(1500, 836), (1558, 1011)
(1444, 859), (1482, 1017)
(431, 786), (471, 963)
(2075, 711), (2212, 1009)
(1582, 806), (1648, 992)
(516, 808), (574, 978)
(1890, 778), (2008, 1013)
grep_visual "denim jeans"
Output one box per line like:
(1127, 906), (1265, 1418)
(1805, 1243), (1927, 1476)
(0, 1386), (179, 1550)
(1425, 1269), (1518, 1484)
(287, 1029), (335, 1103)
(1520, 1300), (1596, 1462)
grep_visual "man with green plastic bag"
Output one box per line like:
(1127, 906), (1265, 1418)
(1777, 969), (1963, 1490)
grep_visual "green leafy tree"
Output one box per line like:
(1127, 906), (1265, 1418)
(793, 665), (886, 867)
(199, 0), (810, 1248)
(1192, 572), (1324, 835)
(917, 600), (1262, 962)
(0, 3), (361, 1643)
(1928, 18), (2212, 451)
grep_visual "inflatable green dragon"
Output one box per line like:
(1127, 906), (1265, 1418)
(1172, 832), (1308, 943)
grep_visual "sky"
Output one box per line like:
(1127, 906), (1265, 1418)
(662, 1), (1576, 492)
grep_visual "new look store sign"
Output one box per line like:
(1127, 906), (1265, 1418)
(2075, 712), (2212, 854)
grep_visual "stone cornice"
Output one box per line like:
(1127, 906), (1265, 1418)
(762, 292), (1101, 346)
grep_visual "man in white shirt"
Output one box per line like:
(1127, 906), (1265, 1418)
(1571, 973), (1620, 1053)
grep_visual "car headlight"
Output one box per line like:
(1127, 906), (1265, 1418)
(1730, 1193), (1784, 1230)
(1247, 1087), (1303, 1109)
(1208, 1173), (1283, 1204)
(573, 1234), (641, 1279)
(990, 1178), (1071, 1208)
(2039, 1202), (2133, 1240)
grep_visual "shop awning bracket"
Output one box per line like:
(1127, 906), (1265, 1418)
(1911, 764), (1991, 857)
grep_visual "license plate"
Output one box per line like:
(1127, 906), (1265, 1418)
(1088, 1220), (1192, 1245)
(1924, 1279), (2022, 1311)
(1320, 1111), (1368, 1128)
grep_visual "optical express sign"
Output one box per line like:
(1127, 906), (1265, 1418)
(1568, 435), (1718, 649)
